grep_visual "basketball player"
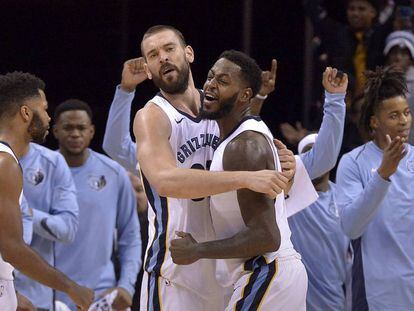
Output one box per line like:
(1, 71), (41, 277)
(133, 26), (289, 310)
(0, 71), (94, 310)
(169, 51), (347, 310)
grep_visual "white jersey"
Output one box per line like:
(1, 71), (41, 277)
(140, 93), (221, 298)
(209, 117), (297, 287)
(0, 142), (21, 280)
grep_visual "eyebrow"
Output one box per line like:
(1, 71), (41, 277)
(146, 42), (177, 56)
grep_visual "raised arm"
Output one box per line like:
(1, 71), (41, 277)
(251, 59), (277, 115)
(170, 132), (283, 264)
(300, 67), (347, 179)
(103, 58), (148, 172)
(32, 154), (79, 243)
(336, 136), (405, 239)
(0, 154), (93, 310)
(134, 105), (287, 199)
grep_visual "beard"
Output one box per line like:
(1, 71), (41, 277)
(199, 93), (238, 120)
(28, 111), (49, 143)
(152, 62), (190, 94)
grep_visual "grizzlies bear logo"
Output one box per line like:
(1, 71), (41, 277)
(88, 175), (107, 191)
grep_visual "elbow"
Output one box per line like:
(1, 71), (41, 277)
(261, 227), (281, 253)
(1, 242), (23, 264)
(340, 218), (361, 240)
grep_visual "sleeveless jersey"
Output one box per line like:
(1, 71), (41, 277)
(140, 93), (222, 298)
(0, 142), (22, 280)
(209, 117), (297, 287)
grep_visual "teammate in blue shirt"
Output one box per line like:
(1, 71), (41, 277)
(53, 99), (141, 311)
(15, 142), (80, 310)
(336, 66), (414, 310)
(290, 134), (352, 311)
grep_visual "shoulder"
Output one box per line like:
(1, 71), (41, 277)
(134, 103), (171, 133)
(223, 130), (271, 171)
(91, 150), (125, 176)
(30, 143), (64, 168)
(0, 152), (21, 181)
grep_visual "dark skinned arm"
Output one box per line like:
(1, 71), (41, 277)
(170, 131), (284, 264)
(0, 154), (93, 310)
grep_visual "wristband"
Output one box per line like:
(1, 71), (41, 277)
(255, 93), (268, 100)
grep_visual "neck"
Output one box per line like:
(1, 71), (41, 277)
(314, 180), (330, 192)
(59, 148), (89, 167)
(160, 74), (200, 116)
(0, 126), (31, 158)
(217, 107), (251, 139)
(373, 134), (388, 150)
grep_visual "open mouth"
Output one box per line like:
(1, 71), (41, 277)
(161, 64), (176, 76)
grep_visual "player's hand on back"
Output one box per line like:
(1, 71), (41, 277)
(245, 170), (289, 199)
(322, 67), (348, 94)
(121, 57), (148, 92)
(274, 139), (295, 181)
(170, 231), (199, 265)
(67, 283), (94, 310)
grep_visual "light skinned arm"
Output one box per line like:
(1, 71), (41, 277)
(0, 155), (93, 310)
(134, 104), (288, 199)
(170, 132), (283, 264)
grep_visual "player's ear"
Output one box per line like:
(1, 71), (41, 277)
(185, 45), (194, 64)
(144, 63), (152, 80)
(240, 88), (253, 103)
(20, 105), (32, 123)
(370, 115), (379, 131)
(90, 124), (95, 139)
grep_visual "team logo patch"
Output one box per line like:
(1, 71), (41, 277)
(407, 160), (414, 173)
(88, 175), (107, 191)
(25, 168), (45, 186)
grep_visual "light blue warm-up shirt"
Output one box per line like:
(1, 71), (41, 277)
(54, 149), (141, 310)
(336, 141), (414, 310)
(289, 91), (351, 310)
(21, 194), (33, 245)
(15, 143), (79, 310)
(103, 86), (138, 173)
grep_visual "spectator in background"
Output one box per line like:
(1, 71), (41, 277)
(336, 66), (414, 309)
(305, 0), (390, 97)
(15, 142), (80, 311)
(53, 100), (141, 311)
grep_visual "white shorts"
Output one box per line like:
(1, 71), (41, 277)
(0, 280), (17, 311)
(226, 254), (308, 311)
(140, 271), (224, 311)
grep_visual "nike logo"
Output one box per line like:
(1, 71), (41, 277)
(175, 118), (184, 124)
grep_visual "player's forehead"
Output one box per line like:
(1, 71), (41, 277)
(58, 110), (91, 125)
(142, 29), (182, 53)
(210, 58), (242, 78)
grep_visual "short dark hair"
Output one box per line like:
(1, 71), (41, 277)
(219, 50), (262, 97)
(347, 0), (379, 12)
(141, 25), (187, 56)
(359, 66), (407, 135)
(54, 99), (93, 122)
(0, 71), (45, 120)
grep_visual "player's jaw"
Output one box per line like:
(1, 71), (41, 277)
(28, 111), (50, 143)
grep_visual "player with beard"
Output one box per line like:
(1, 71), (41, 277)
(14, 99), (81, 310)
(131, 26), (290, 310)
(0, 71), (94, 310)
(170, 50), (309, 310)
